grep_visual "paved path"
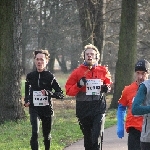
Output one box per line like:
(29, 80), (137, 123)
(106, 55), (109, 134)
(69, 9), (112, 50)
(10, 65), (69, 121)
(64, 125), (128, 150)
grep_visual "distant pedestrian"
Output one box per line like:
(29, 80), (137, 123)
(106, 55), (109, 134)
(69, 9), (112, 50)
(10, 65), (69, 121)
(65, 44), (112, 150)
(24, 49), (64, 150)
(117, 59), (150, 150)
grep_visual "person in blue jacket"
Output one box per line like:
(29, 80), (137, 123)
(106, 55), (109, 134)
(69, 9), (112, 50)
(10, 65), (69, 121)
(117, 59), (150, 150)
(132, 60), (150, 150)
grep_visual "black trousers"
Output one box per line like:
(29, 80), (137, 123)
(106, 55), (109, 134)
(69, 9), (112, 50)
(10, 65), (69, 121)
(30, 111), (52, 150)
(128, 127), (141, 150)
(78, 114), (103, 150)
(140, 142), (150, 150)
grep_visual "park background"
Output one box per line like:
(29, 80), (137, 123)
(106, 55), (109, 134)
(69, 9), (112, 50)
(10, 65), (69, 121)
(0, 0), (150, 149)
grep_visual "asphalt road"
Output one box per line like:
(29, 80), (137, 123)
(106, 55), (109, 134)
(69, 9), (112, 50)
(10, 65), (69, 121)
(64, 125), (128, 150)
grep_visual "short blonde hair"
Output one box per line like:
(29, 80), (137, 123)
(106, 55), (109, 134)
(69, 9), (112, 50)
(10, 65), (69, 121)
(81, 44), (100, 60)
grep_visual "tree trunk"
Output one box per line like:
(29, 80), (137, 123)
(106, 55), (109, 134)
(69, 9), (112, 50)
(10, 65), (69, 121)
(110, 0), (137, 108)
(0, 0), (25, 123)
(22, 0), (36, 74)
(22, 0), (30, 75)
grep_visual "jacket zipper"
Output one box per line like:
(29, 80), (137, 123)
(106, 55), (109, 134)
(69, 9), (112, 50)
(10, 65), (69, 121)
(38, 73), (40, 87)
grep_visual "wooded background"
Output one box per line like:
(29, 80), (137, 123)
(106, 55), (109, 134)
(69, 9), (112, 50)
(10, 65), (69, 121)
(0, 0), (150, 122)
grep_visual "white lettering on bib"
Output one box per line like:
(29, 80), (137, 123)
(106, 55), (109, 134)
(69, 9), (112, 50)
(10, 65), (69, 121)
(86, 79), (103, 95)
(33, 91), (49, 106)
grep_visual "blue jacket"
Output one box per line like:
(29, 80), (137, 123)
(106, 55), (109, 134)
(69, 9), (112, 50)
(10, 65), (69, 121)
(132, 81), (150, 142)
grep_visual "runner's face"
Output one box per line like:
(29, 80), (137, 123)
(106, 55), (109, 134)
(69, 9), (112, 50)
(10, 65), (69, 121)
(135, 71), (148, 84)
(84, 49), (98, 66)
(34, 53), (48, 72)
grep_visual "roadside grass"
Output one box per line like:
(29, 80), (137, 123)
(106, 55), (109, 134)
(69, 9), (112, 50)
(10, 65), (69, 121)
(0, 107), (116, 150)
(0, 72), (117, 150)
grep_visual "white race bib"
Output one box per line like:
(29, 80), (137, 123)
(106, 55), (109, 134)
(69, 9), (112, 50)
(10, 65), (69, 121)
(86, 79), (103, 95)
(33, 91), (49, 106)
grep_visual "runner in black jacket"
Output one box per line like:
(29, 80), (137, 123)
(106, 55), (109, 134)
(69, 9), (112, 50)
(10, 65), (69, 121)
(24, 49), (63, 150)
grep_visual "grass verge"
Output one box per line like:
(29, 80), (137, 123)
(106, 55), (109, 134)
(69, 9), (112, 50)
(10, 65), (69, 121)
(0, 103), (116, 150)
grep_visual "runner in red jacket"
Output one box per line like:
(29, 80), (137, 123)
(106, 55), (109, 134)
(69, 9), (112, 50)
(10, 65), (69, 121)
(65, 44), (112, 150)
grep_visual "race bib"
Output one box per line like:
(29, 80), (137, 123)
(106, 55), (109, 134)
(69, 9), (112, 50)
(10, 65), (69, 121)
(86, 79), (103, 95)
(33, 91), (49, 106)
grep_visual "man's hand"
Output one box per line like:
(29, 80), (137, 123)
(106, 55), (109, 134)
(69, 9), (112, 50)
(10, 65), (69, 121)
(117, 129), (124, 139)
(24, 102), (30, 107)
(41, 89), (48, 96)
(53, 92), (64, 99)
(77, 77), (87, 88)
(101, 84), (108, 93)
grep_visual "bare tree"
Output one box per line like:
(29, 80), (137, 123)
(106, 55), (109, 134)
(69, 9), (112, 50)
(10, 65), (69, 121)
(110, 0), (138, 108)
(76, 0), (105, 62)
(0, 0), (25, 123)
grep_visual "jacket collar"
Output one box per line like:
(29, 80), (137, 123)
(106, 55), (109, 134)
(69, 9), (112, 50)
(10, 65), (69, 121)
(36, 68), (47, 73)
(83, 62), (98, 68)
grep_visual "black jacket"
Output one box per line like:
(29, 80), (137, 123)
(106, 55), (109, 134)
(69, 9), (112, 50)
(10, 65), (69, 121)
(24, 70), (63, 116)
(76, 95), (106, 119)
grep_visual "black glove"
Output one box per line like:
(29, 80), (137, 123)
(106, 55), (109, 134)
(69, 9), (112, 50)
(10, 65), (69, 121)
(77, 77), (87, 88)
(45, 90), (64, 99)
(53, 92), (64, 99)
(101, 84), (108, 93)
